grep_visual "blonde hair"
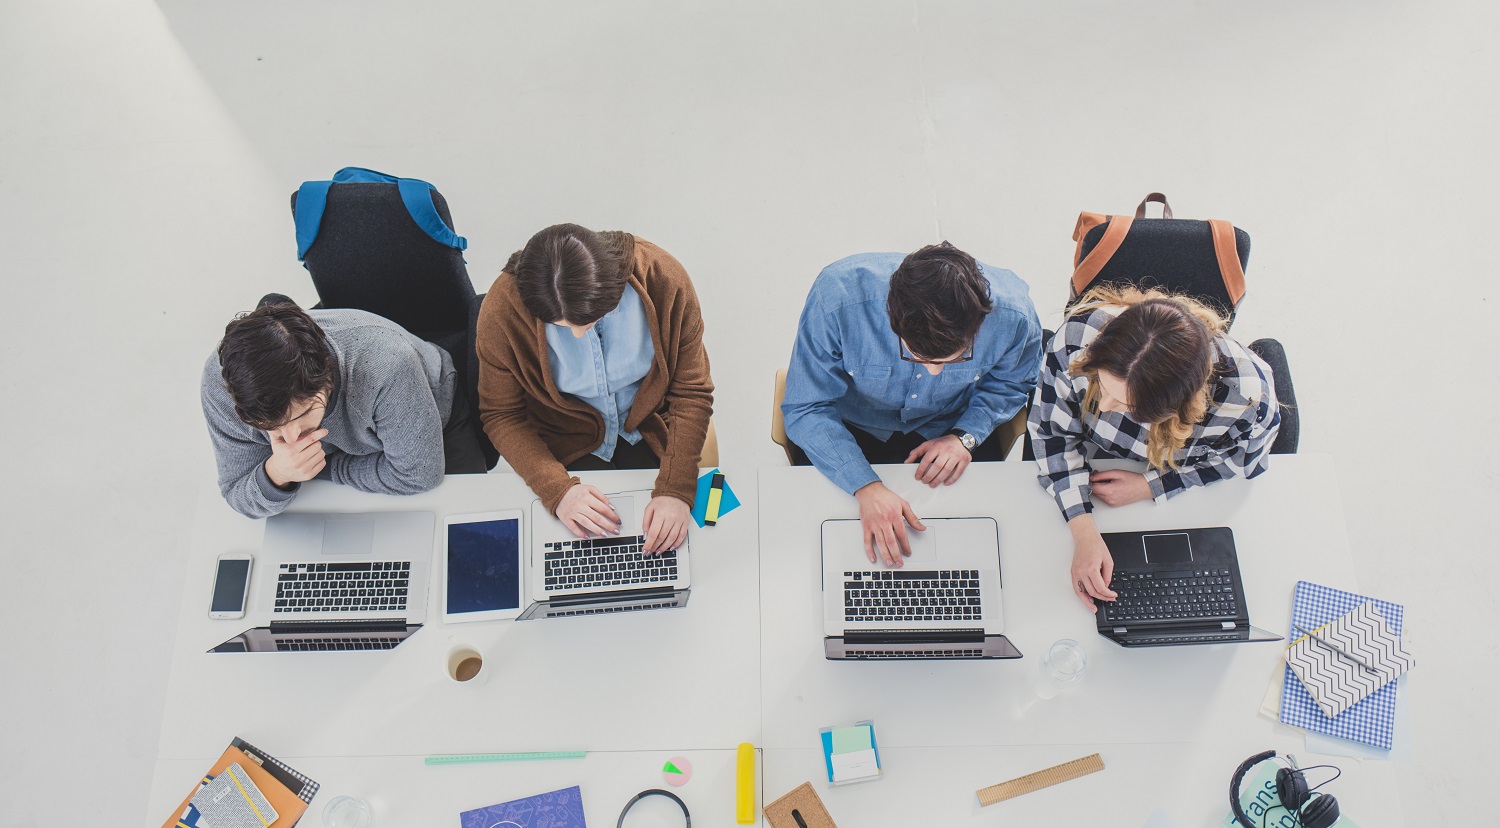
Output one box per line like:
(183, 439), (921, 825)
(1068, 286), (1230, 470)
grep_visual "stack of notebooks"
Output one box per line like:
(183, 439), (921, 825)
(1276, 581), (1416, 751)
(163, 738), (319, 828)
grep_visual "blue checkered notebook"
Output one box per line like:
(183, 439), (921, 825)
(1280, 581), (1405, 749)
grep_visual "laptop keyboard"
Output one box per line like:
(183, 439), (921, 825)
(543, 536), (678, 592)
(274, 561), (410, 614)
(273, 636), (405, 651)
(1103, 568), (1238, 623)
(843, 570), (983, 623)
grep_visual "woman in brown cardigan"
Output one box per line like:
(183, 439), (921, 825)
(476, 224), (714, 554)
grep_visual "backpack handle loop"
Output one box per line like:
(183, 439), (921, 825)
(1134, 192), (1173, 219)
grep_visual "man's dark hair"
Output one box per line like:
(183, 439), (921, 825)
(218, 303), (336, 430)
(506, 223), (630, 326)
(887, 241), (994, 359)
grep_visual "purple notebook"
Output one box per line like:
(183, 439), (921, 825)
(460, 785), (586, 828)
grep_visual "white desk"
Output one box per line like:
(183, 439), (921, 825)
(757, 456), (1405, 823)
(155, 469), (762, 762)
(147, 457), (1406, 825)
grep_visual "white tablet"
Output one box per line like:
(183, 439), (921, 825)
(441, 510), (526, 623)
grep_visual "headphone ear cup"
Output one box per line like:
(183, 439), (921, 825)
(1299, 793), (1340, 828)
(1275, 767), (1311, 812)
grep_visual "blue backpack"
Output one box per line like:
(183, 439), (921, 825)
(293, 166), (467, 260)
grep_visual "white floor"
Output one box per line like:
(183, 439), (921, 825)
(1, 1), (1493, 824)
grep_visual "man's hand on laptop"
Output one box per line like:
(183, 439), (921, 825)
(905, 434), (970, 488)
(1068, 515), (1118, 611)
(854, 481), (927, 568)
(643, 496), (690, 555)
(557, 483), (621, 538)
(264, 428), (329, 489)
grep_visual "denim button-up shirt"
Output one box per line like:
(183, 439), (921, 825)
(781, 252), (1042, 494)
(545, 286), (655, 461)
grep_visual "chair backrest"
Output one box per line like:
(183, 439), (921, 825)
(700, 417), (719, 469)
(770, 368), (792, 464)
(1070, 193), (1249, 326)
(1246, 338), (1299, 455)
(291, 183), (475, 338)
(466, 293), (501, 471)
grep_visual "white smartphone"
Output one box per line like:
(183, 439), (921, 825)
(209, 553), (254, 620)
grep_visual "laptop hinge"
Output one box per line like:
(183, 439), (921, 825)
(845, 629), (985, 644)
(547, 586), (676, 606)
(269, 619), (412, 634)
(1221, 621), (1237, 630)
(1112, 627), (1128, 635)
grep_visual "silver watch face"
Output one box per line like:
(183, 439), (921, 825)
(959, 433), (977, 451)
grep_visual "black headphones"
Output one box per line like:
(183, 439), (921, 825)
(617, 788), (691, 828)
(1229, 750), (1341, 828)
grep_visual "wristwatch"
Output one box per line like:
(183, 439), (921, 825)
(947, 428), (978, 453)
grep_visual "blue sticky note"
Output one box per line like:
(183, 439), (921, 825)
(690, 468), (740, 528)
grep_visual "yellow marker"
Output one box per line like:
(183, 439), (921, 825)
(705, 472), (725, 525)
(736, 741), (756, 823)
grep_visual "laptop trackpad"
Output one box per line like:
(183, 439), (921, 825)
(322, 519), (375, 556)
(606, 495), (641, 537)
(904, 523), (939, 563)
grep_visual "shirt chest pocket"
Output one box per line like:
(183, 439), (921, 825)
(848, 365), (903, 408)
(931, 369), (981, 405)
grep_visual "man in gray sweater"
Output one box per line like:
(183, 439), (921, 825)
(201, 302), (486, 519)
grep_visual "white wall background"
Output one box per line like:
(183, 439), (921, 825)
(0, 1), (1493, 823)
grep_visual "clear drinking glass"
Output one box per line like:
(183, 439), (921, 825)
(1035, 638), (1088, 698)
(323, 795), (373, 828)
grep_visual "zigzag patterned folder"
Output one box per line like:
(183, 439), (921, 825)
(1280, 581), (1409, 749)
(1286, 601), (1414, 718)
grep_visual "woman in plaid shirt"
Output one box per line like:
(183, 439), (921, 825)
(1026, 287), (1281, 611)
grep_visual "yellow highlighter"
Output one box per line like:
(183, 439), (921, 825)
(705, 472), (726, 526)
(736, 741), (756, 823)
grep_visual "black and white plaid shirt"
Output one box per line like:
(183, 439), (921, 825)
(1027, 306), (1281, 521)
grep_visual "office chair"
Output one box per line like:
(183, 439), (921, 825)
(291, 182), (498, 470)
(701, 417), (720, 469)
(771, 369), (795, 465)
(1068, 205), (1298, 455)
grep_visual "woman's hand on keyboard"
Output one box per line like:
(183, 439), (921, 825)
(1068, 515), (1118, 611)
(557, 483), (622, 538)
(643, 496), (691, 554)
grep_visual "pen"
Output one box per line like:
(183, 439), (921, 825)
(1293, 623), (1378, 675)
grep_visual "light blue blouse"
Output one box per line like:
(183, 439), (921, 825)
(545, 286), (655, 461)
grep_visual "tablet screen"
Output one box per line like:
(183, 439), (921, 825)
(446, 517), (522, 614)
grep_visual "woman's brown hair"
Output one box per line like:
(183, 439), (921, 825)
(1069, 286), (1230, 470)
(506, 224), (631, 326)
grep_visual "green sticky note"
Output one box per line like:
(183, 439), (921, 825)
(831, 725), (873, 755)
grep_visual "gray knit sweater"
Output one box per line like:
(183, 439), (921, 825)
(201, 309), (457, 518)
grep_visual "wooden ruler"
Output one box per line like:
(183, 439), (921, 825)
(976, 753), (1105, 806)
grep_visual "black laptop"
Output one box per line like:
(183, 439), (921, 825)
(1095, 527), (1281, 647)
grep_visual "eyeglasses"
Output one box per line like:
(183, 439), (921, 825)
(899, 338), (974, 365)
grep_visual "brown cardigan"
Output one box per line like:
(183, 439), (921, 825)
(476, 234), (714, 514)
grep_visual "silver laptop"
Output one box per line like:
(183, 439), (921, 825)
(210, 511), (435, 653)
(821, 517), (1021, 660)
(519, 489), (691, 620)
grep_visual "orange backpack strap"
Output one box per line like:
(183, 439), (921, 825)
(1071, 214), (1133, 297)
(1208, 219), (1246, 305)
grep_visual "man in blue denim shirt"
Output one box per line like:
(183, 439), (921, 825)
(782, 243), (1042, 567)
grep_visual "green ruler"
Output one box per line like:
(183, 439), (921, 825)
(424, 751), (587, 765)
